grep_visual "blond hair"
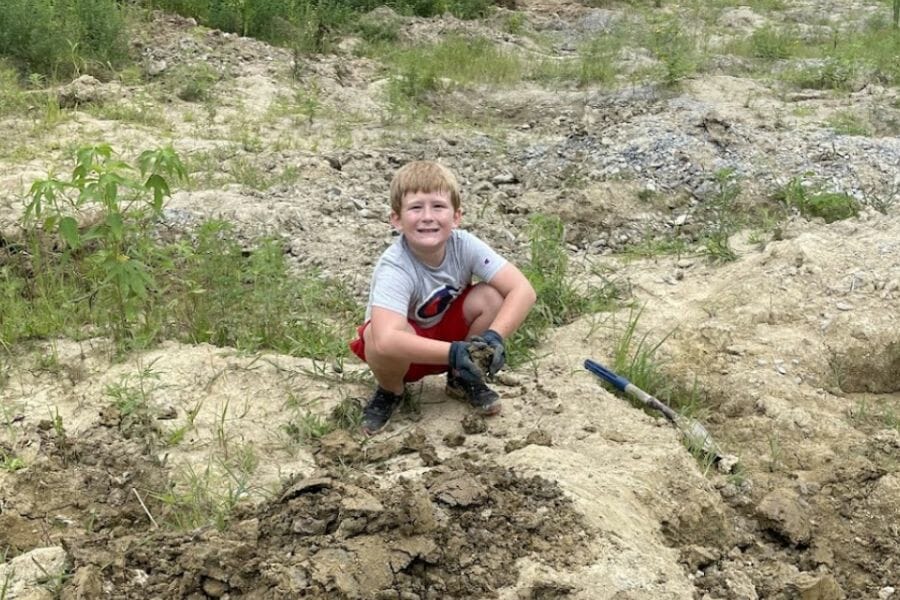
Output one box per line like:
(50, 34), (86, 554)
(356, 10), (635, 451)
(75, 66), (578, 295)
(389, 161), (461, 214)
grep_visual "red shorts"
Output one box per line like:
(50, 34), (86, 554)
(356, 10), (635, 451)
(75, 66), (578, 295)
(349, 286), (473, 382)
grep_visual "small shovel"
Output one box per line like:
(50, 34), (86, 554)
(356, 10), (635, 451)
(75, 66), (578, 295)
(584, 358), (723, 461)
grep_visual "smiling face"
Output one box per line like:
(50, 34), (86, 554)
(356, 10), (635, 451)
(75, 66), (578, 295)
(391, 190), (461, 265)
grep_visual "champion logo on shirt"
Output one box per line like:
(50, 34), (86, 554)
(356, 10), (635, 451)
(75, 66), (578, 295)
(417, 285), (460, 320)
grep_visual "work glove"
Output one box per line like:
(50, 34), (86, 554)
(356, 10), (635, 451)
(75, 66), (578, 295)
(449, 340), (488, 384)
(471, 329), (505, 377)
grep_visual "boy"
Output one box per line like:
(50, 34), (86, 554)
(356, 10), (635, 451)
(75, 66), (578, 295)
(349, 161), (536, 435)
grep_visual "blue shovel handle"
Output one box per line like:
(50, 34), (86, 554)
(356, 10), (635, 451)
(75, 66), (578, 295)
(584, 359), (630, 392)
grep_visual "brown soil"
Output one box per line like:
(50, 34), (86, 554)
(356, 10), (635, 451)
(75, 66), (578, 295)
(2, 1), (900, 599)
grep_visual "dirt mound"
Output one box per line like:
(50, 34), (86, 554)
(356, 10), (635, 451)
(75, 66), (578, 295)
(64, 458), (592, 599)
(3, 1), (900, 598)
(0, 423), (168, 554)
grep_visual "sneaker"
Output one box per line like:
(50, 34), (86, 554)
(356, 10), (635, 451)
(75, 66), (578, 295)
(446, 374), (501, 416)
(362, 387), (402, 435)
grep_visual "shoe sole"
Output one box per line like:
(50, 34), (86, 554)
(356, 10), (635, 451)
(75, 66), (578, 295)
(445, 386), (502, 417)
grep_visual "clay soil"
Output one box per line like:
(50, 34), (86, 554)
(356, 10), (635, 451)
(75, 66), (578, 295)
(1, 1), (899, 599)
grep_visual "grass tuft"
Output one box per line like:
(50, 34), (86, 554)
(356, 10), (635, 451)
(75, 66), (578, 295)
(774, 176), (860, 223)
(508, 214), (619, 365)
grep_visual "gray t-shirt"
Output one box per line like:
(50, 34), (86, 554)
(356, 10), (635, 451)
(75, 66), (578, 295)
(365, 229), (507, 329)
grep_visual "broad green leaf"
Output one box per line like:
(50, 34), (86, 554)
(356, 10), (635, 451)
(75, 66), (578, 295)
(145, 174), (170, 212)
(105, 212), (124, 239)
(58, 217), (81, 249)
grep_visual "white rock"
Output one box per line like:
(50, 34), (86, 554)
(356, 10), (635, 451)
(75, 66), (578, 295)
(0, 547), (68, 599)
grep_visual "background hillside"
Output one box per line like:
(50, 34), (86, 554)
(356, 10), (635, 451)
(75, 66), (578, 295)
(1, 0), (899, 598)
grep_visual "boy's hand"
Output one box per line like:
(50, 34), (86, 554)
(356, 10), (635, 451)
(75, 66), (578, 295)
(472, 329), (505, 377)
(449, 341), (488, 384)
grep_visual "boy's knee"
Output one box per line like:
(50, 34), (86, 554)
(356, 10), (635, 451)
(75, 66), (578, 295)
(464, 283), (503, 318)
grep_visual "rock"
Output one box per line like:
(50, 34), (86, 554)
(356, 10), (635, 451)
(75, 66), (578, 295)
(724, 568), (759, 600)
(0, 547), (68, 600)
(461, 413), (487, 434)
(787, 572), (844, 600)
(679, 545), (721, 570)
(443, 432), (465, 447)
(57, 75), (105, 108)
(60, 566), (103, 600)
(756, 488), (812, 546)
(279, 476), (333, 502)
(429, 472), (487, 507)
(491, 172), (519, 185)
(202, 577), (229, 598)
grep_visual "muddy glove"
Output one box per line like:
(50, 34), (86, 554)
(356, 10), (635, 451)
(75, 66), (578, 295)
(471, 329), (505, 377)
(449, 340), (487, 384)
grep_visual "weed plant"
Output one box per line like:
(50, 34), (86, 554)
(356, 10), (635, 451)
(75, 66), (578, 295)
(144, 0), (494, 54)
(163, 63), (221, 103)
(0, 0), (129, 78)
(0, 451), (25, 472)
(2, 145), (361, 359)
(644, 15), (701, 86)
(700, 168), (741, 263)
(609, 306), (709, 422)
(285, 411), (334, 443)
(152, 461), (252, 530)
(104, 362), (160, 418)
(774, 176), (860, 223)
(507, 214), (618, 365)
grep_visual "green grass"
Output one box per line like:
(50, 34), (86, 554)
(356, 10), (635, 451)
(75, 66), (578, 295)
(0, 451), (25, 472)
(0, 0), (129, 78)
(1, 145), (362, 359)
(607, 306), (713, 452)
(507, 214), (619, 365)
(612, 306), (675, 399)
(381, 34), (524, 118)
(84, 98), (170, 129)
(144, 0), (494, 54)
(774, 177), (860, 223)
(151, 460), (253, 531)
(848, 395), (900, 434)
(781, 20), (900, 89)
(727, 25), (799, 61)
(0, 62), (29, 116)
(826, 110), (873, 136)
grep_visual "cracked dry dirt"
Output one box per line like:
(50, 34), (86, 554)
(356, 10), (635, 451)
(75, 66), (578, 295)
(1, 0), (900, 598)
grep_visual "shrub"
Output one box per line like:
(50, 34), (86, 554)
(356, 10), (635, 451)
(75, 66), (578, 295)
(0, 0), (129, 77)
(748, 25), (796, 60)
(143, 0), (495, 53)
(4, 145), (361, 357)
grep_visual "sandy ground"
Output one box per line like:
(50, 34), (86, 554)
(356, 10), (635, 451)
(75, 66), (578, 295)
(1, 1), (899, 598)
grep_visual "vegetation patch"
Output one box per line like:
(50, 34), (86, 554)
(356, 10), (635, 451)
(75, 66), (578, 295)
(0, 145), (361, 359)
(508, 214), (619, 365)
(774, 176), (860, 223)
(0, 0), (129, 78)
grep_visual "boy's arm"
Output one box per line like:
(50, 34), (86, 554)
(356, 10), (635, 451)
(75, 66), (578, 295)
(368, 307), (452, 365)
(485, 263), (537, 337)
